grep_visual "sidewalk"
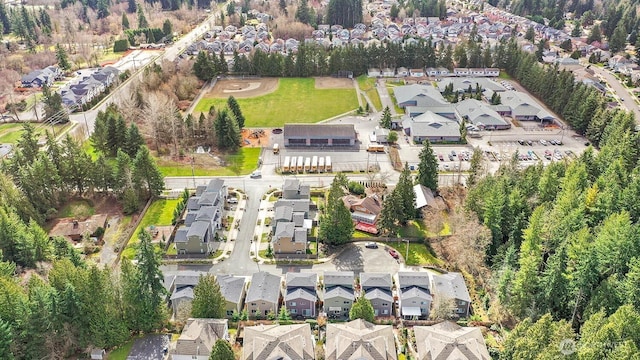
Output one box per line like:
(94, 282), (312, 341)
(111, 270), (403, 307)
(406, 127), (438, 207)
(211, 189), (244, 263)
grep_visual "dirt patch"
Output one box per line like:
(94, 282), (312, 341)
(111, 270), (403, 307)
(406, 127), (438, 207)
(314, 77), (354, 89)
(208, 78), (279, 98)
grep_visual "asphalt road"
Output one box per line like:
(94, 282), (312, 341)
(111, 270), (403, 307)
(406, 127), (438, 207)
(589, 65), (640, 121)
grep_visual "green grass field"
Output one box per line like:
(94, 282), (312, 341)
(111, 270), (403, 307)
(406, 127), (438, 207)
(194, 78), (358, 127)
(123, 199), (179, 259)
(57, 199), (95, 218)
(157, 147), (261, 177)
(387, 241), (442, 266)
(356, 75), (383, 112)
(0, 123), (71, 144)
(107, 337), (136, 360)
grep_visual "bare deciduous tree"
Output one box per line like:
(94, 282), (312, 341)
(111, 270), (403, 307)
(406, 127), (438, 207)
(430, 296), (457, 320)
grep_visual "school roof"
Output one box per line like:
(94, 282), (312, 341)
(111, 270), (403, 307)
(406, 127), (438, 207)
(284, 124), (357, 138)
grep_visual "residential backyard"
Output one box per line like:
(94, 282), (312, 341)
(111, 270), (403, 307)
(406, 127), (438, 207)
(194, 78), (359, 126)
(122, 198), (179, 259)
(356, 75), (383, 112)
(157, 147), (261, 177)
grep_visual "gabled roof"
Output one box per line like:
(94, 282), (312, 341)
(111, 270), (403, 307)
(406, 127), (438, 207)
(342, 195), (382, 215)
(187, 220), (209, 238)
(404, 112), (461, 138)
(286, 272), (317, 289)
(326, 320), (397, 360)
(324, 286), (354, 300)
(274, 199), (310, 213)
(394, 84), (448, 107)
(206, 178), (225, 194)
(170, 286), (194, 301)
(413, 184), (438, 209)
(398, 271), (431, 291)
(414, 321), (491, 360)
(364, 288), (393, 302)
(246, 272), (281, 304)
(274, 206), (293, 221)
(324, 271), (354, 288)
(432, 272), (471, 302)
(285, 287), (317, 302)
(242, 324), (314, 360)
(217, 275), (246, 305)
(275, 222), (295, 239)
(175, 318), (228, 356)
(455, 99), (509, 127)
(400, 287), (432, 302)
(360, 273), (392, 290)
(501, 90), (554, 119)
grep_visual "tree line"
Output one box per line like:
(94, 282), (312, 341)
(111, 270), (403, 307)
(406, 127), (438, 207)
(0, 3), (52, 47)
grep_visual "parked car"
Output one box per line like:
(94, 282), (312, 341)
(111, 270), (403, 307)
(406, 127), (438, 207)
(526, 140), (533, 146)
(250, 171), (262, 178)
(540, 139), (548, 146)
(228, 197), (238, 204)
(518, 139), (525, 145)
(388, 249), (399, 259)
(365, 242), (378, 249)
(438, 154), (444, 161)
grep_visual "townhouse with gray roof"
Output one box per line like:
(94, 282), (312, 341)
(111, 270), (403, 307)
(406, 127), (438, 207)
(242, 323), (314, 360)
(397, 272), (432, 319)
(246, 272), (282, 318)
(272, 179), (313, 256)
(325, 319), (397, 360)
(175, 179), (227, 255)
(172, 318), (229, 360)
(21, 66), (62, 88)
(431, 272), (471, 318)
(414, 321), (490, 360)
(164, 270), (207, 317)
(285, 273), (317, 318)
(360, 273), (393, 318)
(323, 271), (355, 319)
(217, 275), (247, 317)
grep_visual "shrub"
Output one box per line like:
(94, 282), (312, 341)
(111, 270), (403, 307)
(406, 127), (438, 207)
(113, 39), (129, 52)
(348, 181), (365, 195)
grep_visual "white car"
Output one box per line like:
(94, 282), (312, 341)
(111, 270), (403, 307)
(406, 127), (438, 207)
(250, 171), (262, 178)
(228, 197), (238, 204)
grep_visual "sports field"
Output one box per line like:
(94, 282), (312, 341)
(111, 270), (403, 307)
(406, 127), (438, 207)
(194, 77), (358, 127)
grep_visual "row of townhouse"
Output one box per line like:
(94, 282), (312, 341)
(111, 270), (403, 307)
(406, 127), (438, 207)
(20, 66), (64, 88)
(60, 67), (120, 108)
(166, 270), (471, 322)
(367, 67), (500, 78)
(173, 179), (227, 255)
(171, 318), (490, 360)
(271, 179), (314, 256)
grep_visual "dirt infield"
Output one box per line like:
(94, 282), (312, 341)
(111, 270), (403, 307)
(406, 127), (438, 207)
(208, 78), (279, 98)
(314, 77), (354, 89)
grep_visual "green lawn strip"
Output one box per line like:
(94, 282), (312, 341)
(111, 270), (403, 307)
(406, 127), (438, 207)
(123, 199), (179, 259)
(353, 230), (372, 238)
(386, 86), (404, 114)
(157, 147), (261, 177)
(107, 336), (137, 360)
(195, 78), (358, 127)
(57, 199), (95, 218)
(356, 75), (383, 111)
(386, 241), (441, 266)
(0, 123), (70, 144)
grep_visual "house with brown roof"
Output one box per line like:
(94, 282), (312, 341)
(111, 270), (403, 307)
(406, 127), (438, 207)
(242, 323), (315, 360)
(414, 321), (491, 360)
(325, 319), (397, 360)
(172, 318), (229, 360)
(48, 214), (108, 242)
(342, 195), (382, 225)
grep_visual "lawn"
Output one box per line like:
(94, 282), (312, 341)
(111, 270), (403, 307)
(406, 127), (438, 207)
(107, 337), (136, 360)
(0, 122), (71, 144)
(356, 75), (383, 112)
(123, 199), (179, 259)
(386, 85), (404, 114)
(387, 241), (442, 266)
(497, 72), (513, 80)
(398, 220), (428, 238)
(194, 78), (358, 127)
(157, 147), (261, 177)
(57, 199), (95, 218)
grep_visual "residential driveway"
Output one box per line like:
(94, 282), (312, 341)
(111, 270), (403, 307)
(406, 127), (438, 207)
(127, 334), (170, 360)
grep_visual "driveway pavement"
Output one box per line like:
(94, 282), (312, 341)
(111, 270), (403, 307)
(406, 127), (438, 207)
(127, 334), (170, 360)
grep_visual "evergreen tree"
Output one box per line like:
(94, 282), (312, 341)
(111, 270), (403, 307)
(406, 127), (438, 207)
(295, 0), (310, 24)
(42, 84), (68, 123)
(124, 123), (145, 158)
(226, 96), (245, 129)
(349, 296), (374, 322)
(278, 0), (287, 14)
(191, 274), (226, 318)
(122, 13), (130, 29)
(210, 339), (234, 360)
(162, 19), (172, 37)
(319, 174), (354, 245)
(56, 44), (71, 71)
(0, 318), (13, 360)
(380, 106), (391, 129)
(278, 306), (291, 321)
(213, 109), (241, 151)
(378, 189), (401, 236)
(327, 0), (362, 28)
(609, 23), (627, 53)
(137, 4), (148, 28)
(417, 141), (438, 191)
(96, 0), (109, 19)
(397, 163), (416, 223)
(524, 26), (535, 42)
(193, 51), (215, 81)
(132, 146), (165, 199)
(587, 24), (602, 43)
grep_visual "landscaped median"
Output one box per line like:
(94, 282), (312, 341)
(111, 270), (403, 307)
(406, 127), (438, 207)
(121, 198), (179, 260)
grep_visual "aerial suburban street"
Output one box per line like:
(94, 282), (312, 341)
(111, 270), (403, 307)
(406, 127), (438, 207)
(588, 64), (640, 121)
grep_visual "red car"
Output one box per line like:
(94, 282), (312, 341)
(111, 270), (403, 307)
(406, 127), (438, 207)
(388, 249), (399, 259)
